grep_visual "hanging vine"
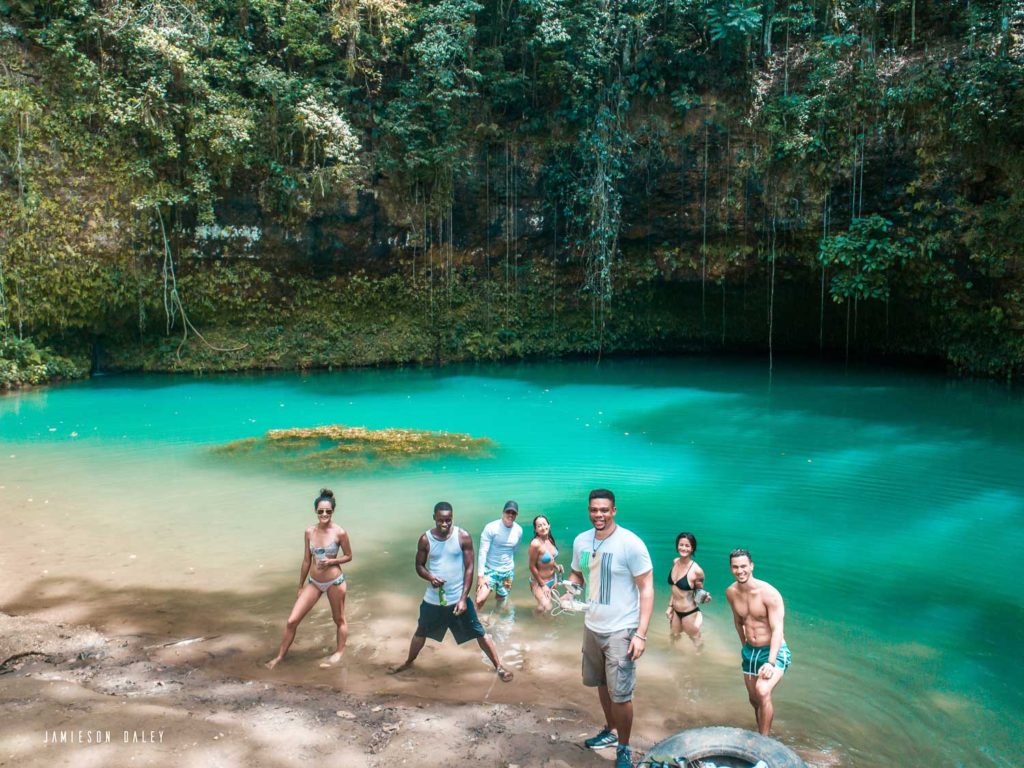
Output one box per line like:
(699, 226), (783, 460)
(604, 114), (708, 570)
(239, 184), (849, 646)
(573, 101), (625, 357)
(153, 205), (247, 359)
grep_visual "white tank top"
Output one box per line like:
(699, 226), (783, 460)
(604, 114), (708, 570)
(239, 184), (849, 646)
(423, 526), (465, 605)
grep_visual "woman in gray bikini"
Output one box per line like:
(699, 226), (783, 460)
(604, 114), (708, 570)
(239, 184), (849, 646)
(266, 488), (352, 669)
(665, 531), (711, 649)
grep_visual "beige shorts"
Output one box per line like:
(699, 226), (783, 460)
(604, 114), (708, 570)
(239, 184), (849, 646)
(581, 626), (637, 703)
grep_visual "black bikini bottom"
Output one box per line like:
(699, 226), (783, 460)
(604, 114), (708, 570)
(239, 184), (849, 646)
(673, 606), (700, 619)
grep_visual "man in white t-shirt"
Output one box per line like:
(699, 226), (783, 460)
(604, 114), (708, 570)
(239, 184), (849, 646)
(568, 489), (653, 768)
(475, 500), (524, 612)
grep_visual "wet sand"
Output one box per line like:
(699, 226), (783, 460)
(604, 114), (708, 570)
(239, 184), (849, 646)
(0, 582), (675, 768)
(0, 588), (830, 768)
(0, 612), (615, 768)
(0, 492), (828, 767)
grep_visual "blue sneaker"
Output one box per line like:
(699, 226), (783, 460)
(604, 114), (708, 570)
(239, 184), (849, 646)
(583, 727), (618, 750)
(615, 744), (633, 768)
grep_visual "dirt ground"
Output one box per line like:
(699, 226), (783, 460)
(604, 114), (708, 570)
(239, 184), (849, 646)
(0, 612), (644, 768)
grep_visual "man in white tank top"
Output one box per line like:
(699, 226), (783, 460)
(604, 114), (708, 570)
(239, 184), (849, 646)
(392, 501), (513, 682)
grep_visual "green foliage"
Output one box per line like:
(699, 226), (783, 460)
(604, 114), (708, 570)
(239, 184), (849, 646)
(706, 1), (761, 45)
(377, 0), (482, 190)
(819, 215), (913, 303)
(1, 0), (1023, 378)
(0, 336), (86, 388)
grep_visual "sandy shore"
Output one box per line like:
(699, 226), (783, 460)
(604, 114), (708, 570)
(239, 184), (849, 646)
(0, 611), (638, 768)
(0, 491), (829, 767)
(0, 561), (832, 767)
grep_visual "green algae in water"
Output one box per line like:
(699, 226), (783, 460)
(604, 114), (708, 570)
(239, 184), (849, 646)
(211, 425), (496, 472)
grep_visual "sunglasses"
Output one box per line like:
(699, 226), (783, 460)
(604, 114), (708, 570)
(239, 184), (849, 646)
(316, 509), (333, 516)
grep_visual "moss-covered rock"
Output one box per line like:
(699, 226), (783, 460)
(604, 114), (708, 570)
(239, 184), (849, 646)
(211, 425), (495, 472)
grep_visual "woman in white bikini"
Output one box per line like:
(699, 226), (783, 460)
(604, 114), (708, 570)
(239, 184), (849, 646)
(665, 531), (711, 649)
(528, 515), (562, 613)
(266, 488), (352, 669)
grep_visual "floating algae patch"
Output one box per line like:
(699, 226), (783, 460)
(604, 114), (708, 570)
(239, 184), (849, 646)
(210, 425), (496, 473)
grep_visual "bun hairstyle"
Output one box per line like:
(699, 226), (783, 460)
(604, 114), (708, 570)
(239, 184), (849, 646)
(314, 488), (337, 510)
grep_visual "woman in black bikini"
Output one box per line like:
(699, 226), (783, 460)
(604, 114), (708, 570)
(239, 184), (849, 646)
(265, 488), (352, 669)
(665, 531), (710, 649)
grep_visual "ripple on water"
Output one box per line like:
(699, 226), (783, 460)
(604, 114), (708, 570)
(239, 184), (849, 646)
(3, 360), (1024, 768)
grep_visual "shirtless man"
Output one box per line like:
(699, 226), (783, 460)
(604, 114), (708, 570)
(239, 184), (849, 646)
(725, 548), (791, 736)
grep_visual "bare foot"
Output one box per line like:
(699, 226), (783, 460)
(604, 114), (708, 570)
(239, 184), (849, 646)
(388, 661), (414, 674)
(496, 666), (513, 682)
(264, 658), (282, 670)
(319, 652), (344, 668)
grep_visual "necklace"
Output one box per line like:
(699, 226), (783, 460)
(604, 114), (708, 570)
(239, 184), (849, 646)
(591, 526), (617, 555)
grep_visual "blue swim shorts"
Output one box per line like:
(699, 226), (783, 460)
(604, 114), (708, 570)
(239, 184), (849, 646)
(741, 642), (792, 676)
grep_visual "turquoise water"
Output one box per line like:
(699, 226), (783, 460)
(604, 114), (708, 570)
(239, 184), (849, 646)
(2, 358), (1023, 766)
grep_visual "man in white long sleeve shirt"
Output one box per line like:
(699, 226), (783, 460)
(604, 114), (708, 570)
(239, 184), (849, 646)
(475, 500), (524, 611)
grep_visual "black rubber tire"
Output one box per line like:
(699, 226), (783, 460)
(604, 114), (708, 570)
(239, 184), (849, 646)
(645, 726), (806, 767)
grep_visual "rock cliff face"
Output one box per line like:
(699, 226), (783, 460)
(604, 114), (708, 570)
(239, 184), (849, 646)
(0, 119), (968, 376)
(2, 2), (1022, 379)
(0, 80), (998, 378)
(148, 132), (925, 374)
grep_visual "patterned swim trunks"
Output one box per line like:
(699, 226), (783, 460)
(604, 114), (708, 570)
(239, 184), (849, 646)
(482, 566), (515, 597)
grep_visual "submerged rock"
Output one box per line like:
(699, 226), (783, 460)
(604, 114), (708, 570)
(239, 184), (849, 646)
(211, 425), (495, 472)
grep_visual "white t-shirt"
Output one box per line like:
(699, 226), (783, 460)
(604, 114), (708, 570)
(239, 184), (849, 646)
(478, 519), (524, 572)
(571, 525), (653, 633)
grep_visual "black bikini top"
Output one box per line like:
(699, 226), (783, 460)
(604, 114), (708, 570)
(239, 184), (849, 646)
(667, 562), (693, 591)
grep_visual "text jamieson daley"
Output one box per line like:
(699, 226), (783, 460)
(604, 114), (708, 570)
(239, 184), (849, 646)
(43, 730), (164, 745)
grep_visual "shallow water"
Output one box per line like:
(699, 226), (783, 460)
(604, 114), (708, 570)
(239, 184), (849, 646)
(2, 358), (1023, 766)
